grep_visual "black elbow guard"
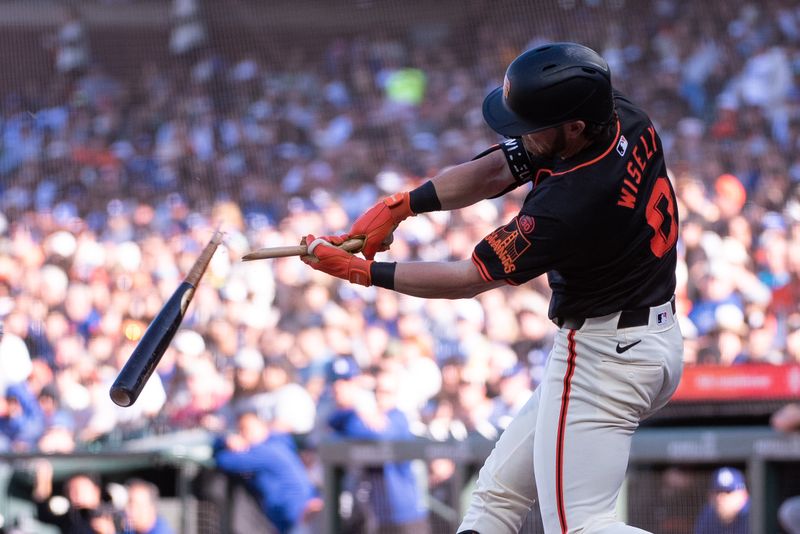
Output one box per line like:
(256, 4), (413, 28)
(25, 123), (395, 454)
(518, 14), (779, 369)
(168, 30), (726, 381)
(473, 139), (535, 199)
(472, 139), (534, 185)
(499, 138), (534, 185)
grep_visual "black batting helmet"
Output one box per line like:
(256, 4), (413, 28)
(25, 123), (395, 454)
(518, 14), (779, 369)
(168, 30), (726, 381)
(482, 42), (614, 137)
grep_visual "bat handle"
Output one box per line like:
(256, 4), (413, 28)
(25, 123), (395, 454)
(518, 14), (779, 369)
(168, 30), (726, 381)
(241, 237), (364, 261)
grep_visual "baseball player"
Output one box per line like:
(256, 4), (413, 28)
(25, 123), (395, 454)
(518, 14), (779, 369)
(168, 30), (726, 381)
(301, 42), (683, 534)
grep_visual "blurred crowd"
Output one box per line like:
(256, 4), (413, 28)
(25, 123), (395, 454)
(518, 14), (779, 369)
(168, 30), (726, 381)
(1, 0), (800, 531)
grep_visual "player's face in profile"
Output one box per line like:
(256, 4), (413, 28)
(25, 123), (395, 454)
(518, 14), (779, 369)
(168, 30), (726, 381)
(521, 125), (567, 159)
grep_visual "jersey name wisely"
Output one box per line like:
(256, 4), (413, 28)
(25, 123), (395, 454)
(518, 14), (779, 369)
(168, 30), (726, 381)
(617, 125), (658, 209)
(472, 92), (678, 319)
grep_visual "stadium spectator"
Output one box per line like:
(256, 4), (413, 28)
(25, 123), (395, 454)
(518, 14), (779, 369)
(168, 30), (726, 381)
(47, 6), (90, 76)
(36, 410), (76, 454)
(216, 347), (268, 430)
(32, 461), (120, 534)
(771, 403), (800, 534)
(122, 478), (175, 534)
(37, 385), (73, 431)
(166, 355), (231, 432)
(253, 355), (317, 435)
(427, 457), (458, 533)
(0, 381), (45, 452)
(328, 363), (429, 534)
(779, 496), (800, 534)
(488, 363), (533, 432)
(314, 354), (373, 441)
(453, 370), (496, 441)
(694, 467), (750, 534)
(213, 409), (319, 534)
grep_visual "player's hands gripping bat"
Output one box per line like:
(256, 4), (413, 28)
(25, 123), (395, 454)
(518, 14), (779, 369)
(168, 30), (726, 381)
(340, 191), (414, 259)
(300, 234), (373, 286)
(109, 231), (223, 407)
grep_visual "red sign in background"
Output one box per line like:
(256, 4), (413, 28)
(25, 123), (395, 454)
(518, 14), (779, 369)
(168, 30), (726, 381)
(672, 364), (800, 401)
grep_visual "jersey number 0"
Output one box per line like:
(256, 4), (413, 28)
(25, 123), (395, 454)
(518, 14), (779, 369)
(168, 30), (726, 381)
(645, 176), (678, 258)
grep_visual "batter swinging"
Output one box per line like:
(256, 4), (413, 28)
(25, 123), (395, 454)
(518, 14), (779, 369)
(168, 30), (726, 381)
(301, 42), (684, 534)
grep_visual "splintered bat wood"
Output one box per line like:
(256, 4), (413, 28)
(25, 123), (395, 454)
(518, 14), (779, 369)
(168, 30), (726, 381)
(241, 238), (364, 261)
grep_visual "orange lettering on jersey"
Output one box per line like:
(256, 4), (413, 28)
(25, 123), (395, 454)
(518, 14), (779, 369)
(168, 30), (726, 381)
(626, 161), (641, 184)
(648, 125), (657, 150)
(641, 130), (654, 159)
(632, 146), (644, 171)
(617, 126), (659, 209)
(485, 221), (531, 274)
(617, 187), (636, 209)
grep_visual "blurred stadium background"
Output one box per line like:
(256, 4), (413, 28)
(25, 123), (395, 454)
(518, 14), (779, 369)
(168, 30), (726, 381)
(0, 0), (799, 532)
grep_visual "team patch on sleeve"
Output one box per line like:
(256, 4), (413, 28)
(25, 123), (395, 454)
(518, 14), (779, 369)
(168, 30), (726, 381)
(518, 214), (535, 234)
(474, 217), (533, 278)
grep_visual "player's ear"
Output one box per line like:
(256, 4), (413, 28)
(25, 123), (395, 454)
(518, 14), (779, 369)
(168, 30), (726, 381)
(564, 120), (586, 139)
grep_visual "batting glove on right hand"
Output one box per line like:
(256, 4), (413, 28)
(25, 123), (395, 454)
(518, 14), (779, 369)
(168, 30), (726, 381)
(301, 234), (373, 286)
(347, 192), (414, 260)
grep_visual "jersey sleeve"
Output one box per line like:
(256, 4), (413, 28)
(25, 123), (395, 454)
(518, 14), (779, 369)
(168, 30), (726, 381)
(471, 210), (570, 285)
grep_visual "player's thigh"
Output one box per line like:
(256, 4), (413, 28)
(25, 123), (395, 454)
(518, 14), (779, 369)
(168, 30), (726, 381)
(533, 329), (651, 531)
(458, 387), (542, 534)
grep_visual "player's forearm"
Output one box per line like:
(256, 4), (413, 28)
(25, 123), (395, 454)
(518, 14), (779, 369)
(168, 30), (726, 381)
(390, 259), (504, 299)
(427, 150), (512, 210)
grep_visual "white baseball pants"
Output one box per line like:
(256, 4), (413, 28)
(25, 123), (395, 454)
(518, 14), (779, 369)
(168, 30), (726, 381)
(458, 300), (683, 533)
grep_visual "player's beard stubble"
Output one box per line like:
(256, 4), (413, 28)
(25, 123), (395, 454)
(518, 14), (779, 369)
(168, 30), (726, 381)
(522, 125), (568, 160)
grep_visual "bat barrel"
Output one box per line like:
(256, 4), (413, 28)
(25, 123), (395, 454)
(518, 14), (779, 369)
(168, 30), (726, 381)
(109, 282), (195, 407)
(109, 230), (221, 408)
(110, 384), (134, 408)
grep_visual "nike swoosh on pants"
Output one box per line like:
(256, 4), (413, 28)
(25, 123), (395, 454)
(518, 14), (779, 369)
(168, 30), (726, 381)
(615, 340), (642, 353)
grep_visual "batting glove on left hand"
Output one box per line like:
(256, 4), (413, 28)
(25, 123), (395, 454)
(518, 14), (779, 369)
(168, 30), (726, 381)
(346, 192), (414, 260)
(301, 234), (373, 286)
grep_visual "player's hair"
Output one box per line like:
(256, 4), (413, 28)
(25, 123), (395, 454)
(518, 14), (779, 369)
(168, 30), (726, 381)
(583, 108), (618, 143)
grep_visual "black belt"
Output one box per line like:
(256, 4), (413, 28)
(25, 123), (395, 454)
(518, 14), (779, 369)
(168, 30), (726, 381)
(554, 297), (676, 330)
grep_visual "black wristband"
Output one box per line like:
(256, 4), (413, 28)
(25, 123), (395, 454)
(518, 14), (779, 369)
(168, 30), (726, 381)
(409, 180), (441, 214)
(370, 262), (397, 290)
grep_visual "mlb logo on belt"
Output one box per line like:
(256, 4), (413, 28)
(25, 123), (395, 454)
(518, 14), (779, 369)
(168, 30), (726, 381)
(657, 311), (668, 325)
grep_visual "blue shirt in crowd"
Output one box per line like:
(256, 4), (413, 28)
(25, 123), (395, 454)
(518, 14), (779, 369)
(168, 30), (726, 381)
(213, 432), (315, 534)
(694, 500), (750, 534)
(124, 516), (175, 534)
(328, 408), (427, 526)
(0, 382), (44, 450)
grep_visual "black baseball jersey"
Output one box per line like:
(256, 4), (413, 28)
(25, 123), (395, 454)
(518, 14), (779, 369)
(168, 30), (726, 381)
(472, 92), (678, 320)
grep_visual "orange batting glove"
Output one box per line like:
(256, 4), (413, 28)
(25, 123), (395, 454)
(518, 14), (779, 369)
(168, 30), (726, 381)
(301, 235), (373, 286)
(348, 192), (414, 260)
